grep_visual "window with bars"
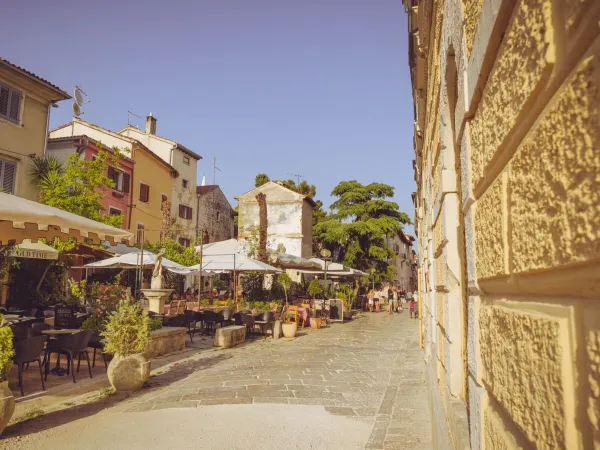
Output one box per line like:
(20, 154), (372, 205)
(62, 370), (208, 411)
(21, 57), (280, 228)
(139, 183), (150, 202)
(0, 158), (16, 194)
(0, 83), (22, 124)
(107, 166), (130, 193)
(178, 204), (192, 220)
(178, 237), (190, 247)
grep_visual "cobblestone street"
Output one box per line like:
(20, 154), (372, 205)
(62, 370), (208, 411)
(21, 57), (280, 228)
(2, 311), (432, 450)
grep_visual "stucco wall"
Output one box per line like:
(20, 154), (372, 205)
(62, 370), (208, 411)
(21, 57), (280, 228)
(407, 0), (600, 447)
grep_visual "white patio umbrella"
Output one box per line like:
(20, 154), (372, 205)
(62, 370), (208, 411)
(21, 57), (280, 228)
(0, 191), (133, 245)
(83, 250), (200, 274)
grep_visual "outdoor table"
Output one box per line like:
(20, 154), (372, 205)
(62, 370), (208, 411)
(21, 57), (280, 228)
(42, 329), (81, 375)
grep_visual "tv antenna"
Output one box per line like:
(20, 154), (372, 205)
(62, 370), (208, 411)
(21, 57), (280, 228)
(213, 157), (222, 185)
(287, 172), (302, 186)
(128, 111), (142, 127)
(72, 85), (90, 117)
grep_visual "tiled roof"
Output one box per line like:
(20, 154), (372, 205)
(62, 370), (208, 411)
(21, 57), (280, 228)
(0, 57), (70, 99)
(196, 185), (219, 195)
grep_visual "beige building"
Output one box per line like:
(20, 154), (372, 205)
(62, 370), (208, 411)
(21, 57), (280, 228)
(237, 181), (315, 258)
(0, 58), (70, 200)
(404, 0), (600, 447)
(386, 231), (416, 292)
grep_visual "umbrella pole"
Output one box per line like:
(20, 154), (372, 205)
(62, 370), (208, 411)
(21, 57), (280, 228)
(138, 229), (145, 301)
(197, 235), (203, 303)
(234, 253), (238, 311)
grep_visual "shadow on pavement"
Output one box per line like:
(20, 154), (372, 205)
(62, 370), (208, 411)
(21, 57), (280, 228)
(2, 353), (231, 438)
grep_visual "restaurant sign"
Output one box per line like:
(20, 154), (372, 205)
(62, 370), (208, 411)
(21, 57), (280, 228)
(12, 240), (59, 260)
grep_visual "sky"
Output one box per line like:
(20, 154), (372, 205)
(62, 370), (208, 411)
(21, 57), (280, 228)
(2, 0), (416, 237)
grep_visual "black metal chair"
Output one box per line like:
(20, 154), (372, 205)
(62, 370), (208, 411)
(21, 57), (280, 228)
(242, 314), (255, 339)
(13, 335), (47, 396)
(254, 311), (274, 339)
(10, 322), (34, 341)
(30, 322), (52, 336)
(233, 312), (244, 326)
(88, 333), (108, 369)
(163, 314), (184, 327)
(45, 330), (93, 383)
(202, 310), (223, 336)
(220, 308), (234, 326)
(182, 310), (198, 343)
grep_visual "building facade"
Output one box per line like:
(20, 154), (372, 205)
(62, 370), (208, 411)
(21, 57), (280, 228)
(386, 231), (416, 292)
(118, 115), (202, 243)
(0, 58), (70, 200)
(404, 0), (600, 447)
(49, 118), (178, 244)
(237, 181), (315, 258)
(196, 185), (235, 245)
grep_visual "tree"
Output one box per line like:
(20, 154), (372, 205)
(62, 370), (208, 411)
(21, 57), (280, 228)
(314, 181), (411, 281)
(255, 173), (270, 187)
(29, 155), (63, 186)
(33, 147), (124, 228)
(145, 238), (200, 267)
(277, 272), (292, 303)
(256, 193), (268, 262)
(307, 278), (324, 299)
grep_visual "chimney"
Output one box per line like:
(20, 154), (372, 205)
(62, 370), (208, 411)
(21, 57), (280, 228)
(146, 113), (157, 135)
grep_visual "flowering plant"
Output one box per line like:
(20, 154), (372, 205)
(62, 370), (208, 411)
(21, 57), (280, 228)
(82, 283), (130, 334)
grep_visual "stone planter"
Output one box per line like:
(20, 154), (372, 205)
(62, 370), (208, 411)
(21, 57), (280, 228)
(107, 353), (151, 394)
(310, 317), (322, 329)
(0, 381), (15, 436)
(343, 311), (353, 321)
(281, 322), (297, 338)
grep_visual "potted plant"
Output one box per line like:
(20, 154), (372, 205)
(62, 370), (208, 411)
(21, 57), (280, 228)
(102, 301), (151, 393)
(281, 307), (297, 338)
(0, 315), (15, 436)
(277, 273), (292, 304)
(337, 285), (355, 321)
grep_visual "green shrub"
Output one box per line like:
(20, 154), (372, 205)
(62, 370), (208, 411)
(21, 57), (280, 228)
(307, 279), (323, 299)
(81, 314), (107, 334)
(148, 318), (163, 332)
(277, 273), (292, 303)
(0, 316), (14, 382)
(102, 301), (150, 357)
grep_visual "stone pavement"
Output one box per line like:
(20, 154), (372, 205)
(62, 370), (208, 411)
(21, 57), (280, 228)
(123, 310), (432, 449)
(1, 311), (432, 450)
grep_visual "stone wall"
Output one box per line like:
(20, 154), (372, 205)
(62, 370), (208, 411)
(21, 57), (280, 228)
(405, 0), (600, 447)
(196, 186), (234, 244)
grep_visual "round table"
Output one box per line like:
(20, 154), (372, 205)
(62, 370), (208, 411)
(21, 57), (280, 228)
(41, 329), (81, 375)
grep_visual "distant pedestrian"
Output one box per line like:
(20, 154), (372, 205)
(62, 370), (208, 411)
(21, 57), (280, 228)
(374, 288), (381, 312)
(367, 289), (375, 312)
(393, 287), (399, 312)
(387, 287), (394, 314)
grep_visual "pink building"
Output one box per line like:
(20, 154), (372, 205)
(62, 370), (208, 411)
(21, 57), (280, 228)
(47, 135), (135, 229)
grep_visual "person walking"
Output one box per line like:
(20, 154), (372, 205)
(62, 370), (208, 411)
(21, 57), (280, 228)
(387, 287), (394, 314)
(374, 288), (381, 312)
(393, 287), (399, 313)
(367, 288), (375, 312)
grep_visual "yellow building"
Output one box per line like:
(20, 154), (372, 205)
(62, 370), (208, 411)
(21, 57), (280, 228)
(49, 118), (178, 244)
(0, 58), (70, 200)
(404, 0), (600, 448)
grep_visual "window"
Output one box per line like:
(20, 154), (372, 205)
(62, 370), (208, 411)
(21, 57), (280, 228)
(178, 204), (193, 220)
(0, 158), (16, 194)
(108, 206), (122, 216)
(139, 183), (150, 202)
(161, 194), (168, 211)
(0, 83), (22, 124)
(178, 237), (190, 247)
(216, 211), (220, 221)
(136, 223), (145, 244)
(182, 179), (189, 189)
(182, 155), (190, 165)
(108, 167), (130, 193)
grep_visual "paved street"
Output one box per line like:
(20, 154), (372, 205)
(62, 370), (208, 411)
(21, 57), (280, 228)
(1, 311), (432, 450)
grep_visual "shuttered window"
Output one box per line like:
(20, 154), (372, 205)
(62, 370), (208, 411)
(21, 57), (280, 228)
(179, 204), (192, 220)
(0, 159), (17, 194)
(139, 183), (149, 202)
(107, 166), (130, 193)
(0, 83), (22, 124)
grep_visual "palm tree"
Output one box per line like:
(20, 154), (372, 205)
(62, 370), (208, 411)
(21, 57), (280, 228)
(29, 155), (63, 187)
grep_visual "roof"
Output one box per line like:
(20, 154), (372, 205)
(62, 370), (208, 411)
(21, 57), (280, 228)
(118, 125), (202, 161)
(399, 231), (415, 244)
(0, 57), (71, 100)
(196, 185), (219, 195)
(236, 181), (317, 208)
(50, 119), (179, 177)
(47, 135), (135, 164)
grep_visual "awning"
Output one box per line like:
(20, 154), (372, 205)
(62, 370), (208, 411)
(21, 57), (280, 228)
(11, 239), (59, 260)
(82, 250), (200, 274)
(188, 254), (281, 273)
(0, 192), (134, 245)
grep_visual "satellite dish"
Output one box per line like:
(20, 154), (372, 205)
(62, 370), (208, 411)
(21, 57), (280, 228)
(74, 86), (87, 106)
(72, 102), (81, 117)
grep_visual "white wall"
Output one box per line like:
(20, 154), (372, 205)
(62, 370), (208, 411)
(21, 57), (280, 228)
(50, 122), (133, 154)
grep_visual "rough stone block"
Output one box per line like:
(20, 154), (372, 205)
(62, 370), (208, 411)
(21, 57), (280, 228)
(468, 376), (488, 450)
(474, 174), (506, 280)
(510, 39), (600, 274)
(213, 325), (246, 348)
(461, 122), (475, 211)
(584, 306), (600, 449)
(470, 0), (555, 189)
(145, 327), (186, 358)
(464, 207), (478, 291)
(483, 402), (531, 449)
(434, 215), (444, 255)
(468, 296), (483, 382)
(462, 0), (486, 58)
(480, 300), (578, 449)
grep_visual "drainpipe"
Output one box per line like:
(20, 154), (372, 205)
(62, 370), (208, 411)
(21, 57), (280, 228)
(43, 102), (54, 156)
(127, 146), (135, 231)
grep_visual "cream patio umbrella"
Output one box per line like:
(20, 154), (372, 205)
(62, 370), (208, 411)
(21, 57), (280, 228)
(0, 192), (133, 245)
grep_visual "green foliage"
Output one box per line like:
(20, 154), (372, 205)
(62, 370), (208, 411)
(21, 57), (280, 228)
(81, 314), (106, 334)
(0, 243), (19, 283)
(29, 155), (63, 186)
(148, 318), (163, 332)
(102, 301), (150, 356)
(255, 173), (270, 187)
(0, 317), (14, 382)
(307, 279), (324, 299)
(145, 238), (200, 267)
(277, 272), (292, 303)
(213, 278), (228, 290)
(314, 181), (411, 281)
(336, 284), (355, 310)
(35, 146), (124, 228)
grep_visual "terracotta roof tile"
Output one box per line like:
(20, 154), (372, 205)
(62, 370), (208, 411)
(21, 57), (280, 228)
(0, 57), (70, 99)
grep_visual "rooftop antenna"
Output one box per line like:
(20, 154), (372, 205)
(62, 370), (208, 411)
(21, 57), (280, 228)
(72, 85), (90, 117)
(128, 111), (142, 128)
(213, 157), (221, 185)
(287, 172), (302, 186)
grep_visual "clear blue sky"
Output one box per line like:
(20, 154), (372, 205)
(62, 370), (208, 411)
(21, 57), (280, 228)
(3, 0), (415, 236)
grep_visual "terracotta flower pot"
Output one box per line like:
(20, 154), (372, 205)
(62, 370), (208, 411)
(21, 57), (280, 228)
(0, 381), (15, 436)
(107, 353), (151, 393)
(281, 322), (298, 338)
(310, 318), (322, 329)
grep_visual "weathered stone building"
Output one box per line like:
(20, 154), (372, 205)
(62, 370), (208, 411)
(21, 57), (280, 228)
(404, 0), (600, 447)
(195, 185), (235, 244)
(237, 181), (315, 258)
(386, 231), (417, 291)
